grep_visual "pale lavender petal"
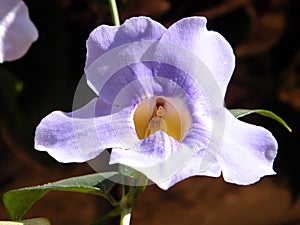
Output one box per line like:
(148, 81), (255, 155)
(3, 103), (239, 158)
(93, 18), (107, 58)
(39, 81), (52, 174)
(35, 98), (138, 163)
(95, 62), (157, 104)
(160, 17), (235, 97)
(97, 62), (211, 111)
(110, 112), (219, 190)
(216, 109), (277, 184)
(110, 131), (179, 167)
(0, 0), (38, 63)
(110, 131), (196, 187)
(154, 114), (222, 190)
(85, 16), (215, 104)
(157, 157), (221, 190)
(85, 16), (166, 69)
(86, 36), (224, 109)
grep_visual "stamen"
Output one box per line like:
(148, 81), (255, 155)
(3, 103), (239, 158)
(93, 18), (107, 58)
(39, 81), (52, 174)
(146, 98), (168, 137)
(147, 117), (167, 136)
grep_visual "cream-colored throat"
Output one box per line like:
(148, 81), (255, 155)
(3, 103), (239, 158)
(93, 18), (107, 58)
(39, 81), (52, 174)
(133, 97), (191, 142)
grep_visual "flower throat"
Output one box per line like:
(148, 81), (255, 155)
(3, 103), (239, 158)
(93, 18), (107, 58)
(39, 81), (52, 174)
(133, 97), (184, 142)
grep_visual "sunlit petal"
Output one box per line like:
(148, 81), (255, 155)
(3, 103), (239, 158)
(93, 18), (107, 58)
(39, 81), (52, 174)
(85, 16), (166, 69)
(216, 109), (277, 184)
(160, 17), (235, 97)
(35, 98), (137, 162)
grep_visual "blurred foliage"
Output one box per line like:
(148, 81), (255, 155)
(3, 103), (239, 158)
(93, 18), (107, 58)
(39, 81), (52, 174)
(0, 0), (300, 223)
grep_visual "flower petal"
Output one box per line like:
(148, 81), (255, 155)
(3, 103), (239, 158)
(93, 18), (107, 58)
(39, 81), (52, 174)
(216, 109), (277, 184)
(160, 17), (235, 97)
(86, 36), (224, 109)
(110, 131), (196, 187)
(97, 62), (212, 112)
(154, 114), (222, 190)
(157, 156), (221, 190)
(85, 16), (166, 69)
(35, 98), (138, 163)
(0, 0), (38, 63)
(110, 110), (220, 190)
(110, 131), (179, 167)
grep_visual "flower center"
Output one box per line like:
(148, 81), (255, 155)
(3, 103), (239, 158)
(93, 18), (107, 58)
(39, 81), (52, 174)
(133, 97), (190, 142)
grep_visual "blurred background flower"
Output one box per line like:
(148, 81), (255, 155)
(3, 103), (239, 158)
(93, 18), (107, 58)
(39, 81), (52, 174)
(0, 0), (38, 63)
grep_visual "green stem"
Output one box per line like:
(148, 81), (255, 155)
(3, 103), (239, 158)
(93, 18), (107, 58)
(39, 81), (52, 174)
(108, 0), (120, 26)
(105, 192), (119, 207)
(120, 207), (132, 225)
(118, 168), (148, 225)
(91, 208), (122, 225)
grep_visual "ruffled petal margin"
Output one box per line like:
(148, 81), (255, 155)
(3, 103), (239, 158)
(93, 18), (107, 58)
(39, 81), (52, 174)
(217, 109), (278, 184)
(160, 17), (235, 97)
(85, 16), (166, 69)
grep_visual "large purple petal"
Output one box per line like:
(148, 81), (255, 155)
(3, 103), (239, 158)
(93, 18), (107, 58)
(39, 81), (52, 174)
(160, 17), (235, 97)
(86, 38), (224, 115)
(85, 17), (223, 109)
(85, 16), (166, 69)
(97, 62), (212, 112)
(216, 109), (277, 184)
(86, 36), (224, 109)
(0, 0), (38, 63)
(35, 98), (138, 163)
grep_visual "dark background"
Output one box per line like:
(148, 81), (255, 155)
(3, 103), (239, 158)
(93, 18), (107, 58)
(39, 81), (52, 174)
(1, 0), (300, 224)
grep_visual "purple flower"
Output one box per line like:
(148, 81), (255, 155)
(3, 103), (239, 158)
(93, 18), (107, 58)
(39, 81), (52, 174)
(0, 0), (38, 63)
(34, 17), (277, 190)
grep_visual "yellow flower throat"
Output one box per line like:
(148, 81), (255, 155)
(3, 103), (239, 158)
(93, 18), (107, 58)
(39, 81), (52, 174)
(133, 97), (185, 142)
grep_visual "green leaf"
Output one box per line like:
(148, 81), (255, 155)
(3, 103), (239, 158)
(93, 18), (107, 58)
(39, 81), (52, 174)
(230, 109), (292, 132)
(119, 164), (141, 178)
(3, 172), (118, 220)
